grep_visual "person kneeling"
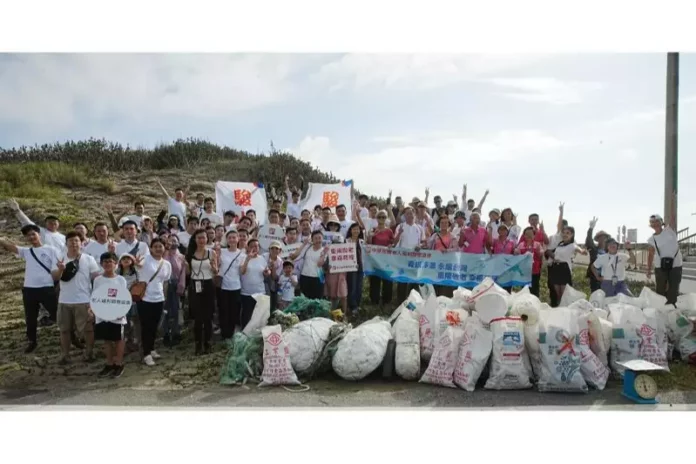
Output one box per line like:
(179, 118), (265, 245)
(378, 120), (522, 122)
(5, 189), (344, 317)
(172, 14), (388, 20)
(591, 238), (633, 297)
(93, 252), (127, 378)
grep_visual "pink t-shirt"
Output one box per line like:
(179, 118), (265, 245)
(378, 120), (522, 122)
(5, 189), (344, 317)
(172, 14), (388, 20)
(492, 238), (515, 255)
(429, 233), (454, 251)
(460, 226), (488, 254)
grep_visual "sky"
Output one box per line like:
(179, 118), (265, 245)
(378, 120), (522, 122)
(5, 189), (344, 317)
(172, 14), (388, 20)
(1, 53), (695, 242)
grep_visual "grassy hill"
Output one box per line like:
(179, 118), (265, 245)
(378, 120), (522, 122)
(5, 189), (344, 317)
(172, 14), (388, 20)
(0, 139), (693, 391)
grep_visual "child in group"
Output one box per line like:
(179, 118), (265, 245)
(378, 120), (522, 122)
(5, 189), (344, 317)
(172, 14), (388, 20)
(93, 252), (129, 378)
(277, 261), (298, 309)
(591, 238), (633, 297)
(117, 253), (140, 352)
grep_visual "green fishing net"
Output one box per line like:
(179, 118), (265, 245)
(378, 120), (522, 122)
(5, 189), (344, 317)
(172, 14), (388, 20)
(303, 323), (352, 379)
(219, 331), (264, 385)
(283, 296), (332, 320)
(268, 310), (300, 331)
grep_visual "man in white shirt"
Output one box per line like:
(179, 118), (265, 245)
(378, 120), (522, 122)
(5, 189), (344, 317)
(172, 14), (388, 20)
(83, 222), (113, 271)
(285, 175), (303, 218)
(0, 225), (61, 352)
(336, 204), (355, 236)
(51, 231), (101, 364)
(176, 216), (199, 249)
(9, 198), (66, 253)
(393, 206), (426, 303)
(157, 180), (190, 226)
(358, 194), (370, 219)
(114, 201), (147, 229)
(199, 197), (223, 226)
(114, 221), (150, 258)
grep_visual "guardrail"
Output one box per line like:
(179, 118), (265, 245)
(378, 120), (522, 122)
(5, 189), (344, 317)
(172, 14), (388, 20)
(678, 227), (690, 242)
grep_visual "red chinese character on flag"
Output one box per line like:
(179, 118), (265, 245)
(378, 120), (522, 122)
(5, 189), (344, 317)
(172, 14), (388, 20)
(322, 191), (339, 208)
(234, 189), (252, 207)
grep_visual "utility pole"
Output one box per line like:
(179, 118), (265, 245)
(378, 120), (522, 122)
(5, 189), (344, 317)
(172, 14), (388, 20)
(665, 52), (679, 230)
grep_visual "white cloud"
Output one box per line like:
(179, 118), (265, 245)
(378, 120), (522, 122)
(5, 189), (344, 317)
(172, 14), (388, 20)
(312, 53), (550, 91)
(487, 77), (604, 104)
(0, 54), (304, 130)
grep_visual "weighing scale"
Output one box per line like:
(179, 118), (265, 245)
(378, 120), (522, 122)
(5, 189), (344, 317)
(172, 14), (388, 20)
(616, 360), (668, 404)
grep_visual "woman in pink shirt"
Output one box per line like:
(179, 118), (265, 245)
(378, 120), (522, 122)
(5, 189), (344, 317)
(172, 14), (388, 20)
(427, 215), (458, 252)
(428, 215), (457, 297)
(492, 224), (516, 255)
(459, 212), (488, 254)
(491, 224), (517, 293)
(517, 226), (544, 297)
(366, 210), (395, 305)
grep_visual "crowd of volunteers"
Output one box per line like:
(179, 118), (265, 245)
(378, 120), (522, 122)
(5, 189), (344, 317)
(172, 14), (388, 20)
(0, 177), (683, 378)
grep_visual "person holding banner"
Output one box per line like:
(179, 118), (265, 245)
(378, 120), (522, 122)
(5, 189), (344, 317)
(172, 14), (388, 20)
(240, 238), (267, 328)
(365, 210), (394, 305)
(491, 224), (518, 292)
(393, 206), (426, 302)
(324, 219), (348, 314)
(186, 230), (219, 355)
(291, 231), (328, 300)
(427, 215), (458, 297)
(345, 223), (365, 316)
(93, 252), (129, 378)
(459, 212), (488, 254)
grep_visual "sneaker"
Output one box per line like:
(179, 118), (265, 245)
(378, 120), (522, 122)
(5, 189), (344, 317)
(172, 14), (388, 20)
(150, 350), (161, 359)
(143, 355), (156, 366)
(24, 342), (37, 354)
(110, 365), (124, 378)
(98, 365), (114, 377)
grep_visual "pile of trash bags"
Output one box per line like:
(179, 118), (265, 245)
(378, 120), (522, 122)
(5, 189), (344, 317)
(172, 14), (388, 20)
(220, 282), (696, 390)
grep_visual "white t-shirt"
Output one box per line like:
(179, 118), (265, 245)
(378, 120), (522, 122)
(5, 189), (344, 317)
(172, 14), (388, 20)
(118, 214), (145, 228)
(92, 274), (129, 325)
(648, 227), (683, 269)
(359, 207), (369, 219)
(115, 239), (150, 258)
(395, 222), (425, 249)
(168, 198), (188, 225)
(553, 242), (582, 266)
(278, 274), (297, 302)
(58, 253), (100, 304)
(83, 240), (110, 271)
(199, 211), (223, 227)
(219, 249), (244, 291)
(301, 246), (325, 278)
(41, 228), (67, 253)
(17, 245), (60, 288)
(176, 231), (192, 248)
(241, 255), (267, 296)
(594, 253), (629, 280)
(137, 256), (172, 303)
(287, 201), (301, 220)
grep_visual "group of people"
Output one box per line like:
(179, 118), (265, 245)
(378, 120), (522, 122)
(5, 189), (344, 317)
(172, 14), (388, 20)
(0, 176), (683, 377)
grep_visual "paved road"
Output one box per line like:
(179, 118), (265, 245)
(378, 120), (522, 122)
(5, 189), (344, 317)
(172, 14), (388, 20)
(2, 379), (695, 410)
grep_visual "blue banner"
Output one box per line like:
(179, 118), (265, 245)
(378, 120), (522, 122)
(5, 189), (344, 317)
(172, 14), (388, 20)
(361, 245), (533, 288)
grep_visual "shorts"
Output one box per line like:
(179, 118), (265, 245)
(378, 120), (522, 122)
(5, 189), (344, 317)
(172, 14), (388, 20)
(57, 303), (93, 334)
(95, 322), (125, 342)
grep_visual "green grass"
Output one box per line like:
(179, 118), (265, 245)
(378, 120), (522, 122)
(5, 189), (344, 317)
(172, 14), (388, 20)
(0, 162), (115, 202)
